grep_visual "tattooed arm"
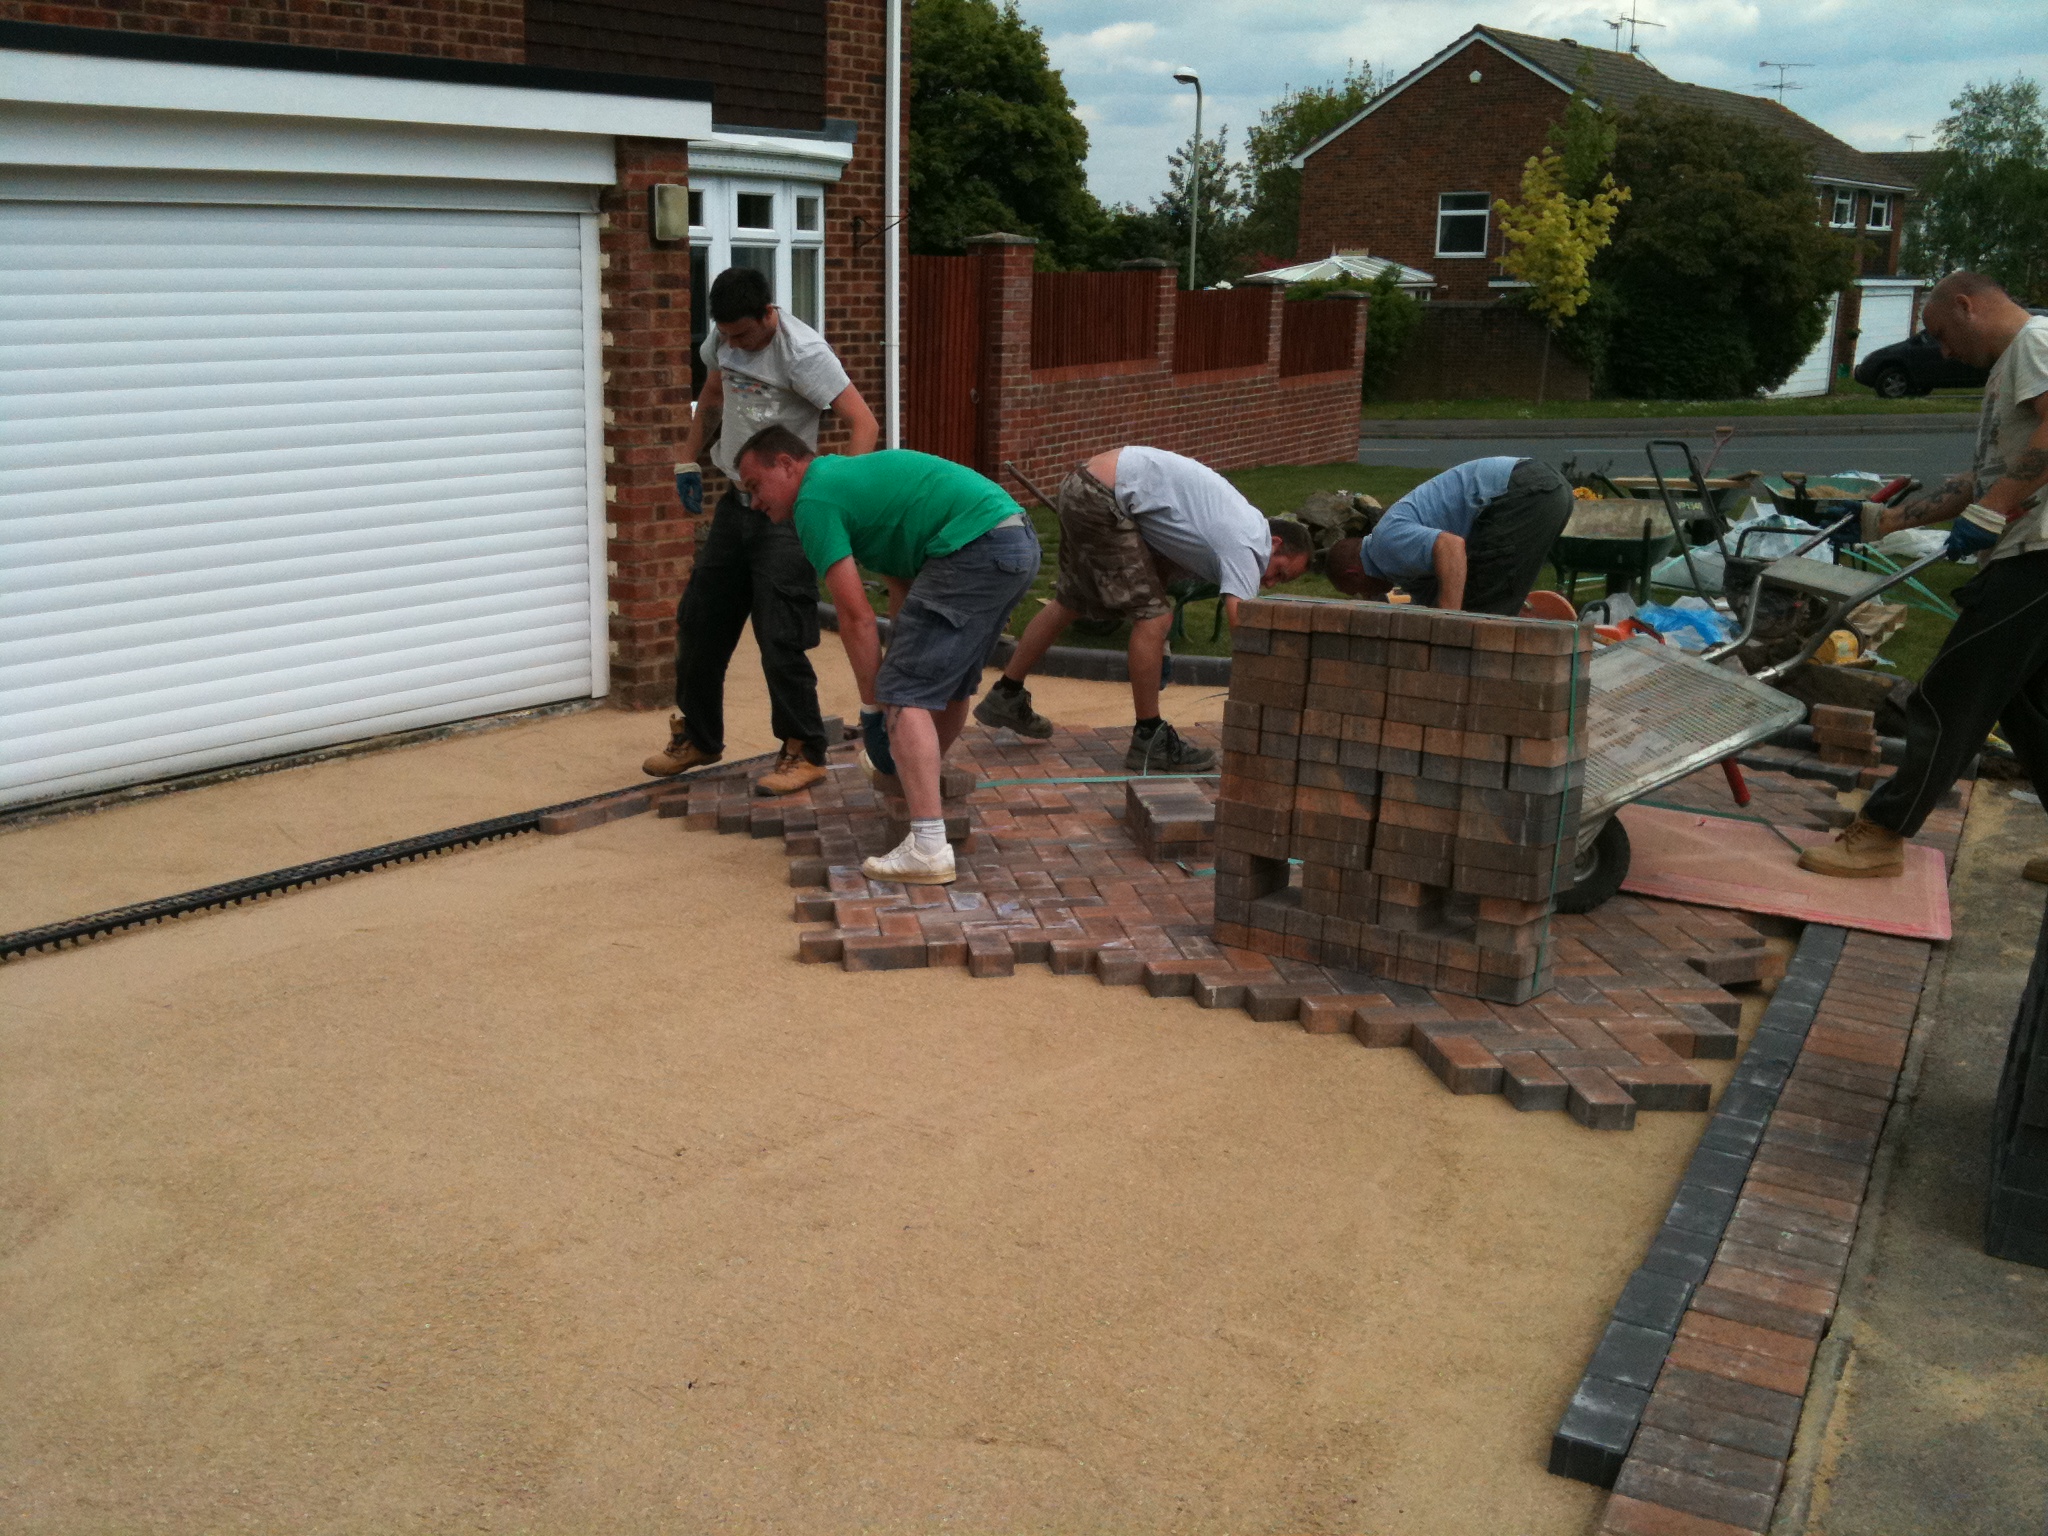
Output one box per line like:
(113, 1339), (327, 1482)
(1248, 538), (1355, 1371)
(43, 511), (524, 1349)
(1881, 395), (2048, 534)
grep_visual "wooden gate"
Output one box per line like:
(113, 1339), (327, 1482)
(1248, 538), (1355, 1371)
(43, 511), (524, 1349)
(905, 255), (981, 465)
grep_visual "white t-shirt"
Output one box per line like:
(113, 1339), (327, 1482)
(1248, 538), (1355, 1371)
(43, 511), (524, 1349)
(700, 309), (851, 480)
(1113, 447), (1271, 600)
(1980, 316), (2048, 565)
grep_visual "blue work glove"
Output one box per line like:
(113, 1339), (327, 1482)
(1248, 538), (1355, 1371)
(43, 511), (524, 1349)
(1945, 503), (2005, 561)
(675, 461), (703, 517)
(860, 707), (897, 777)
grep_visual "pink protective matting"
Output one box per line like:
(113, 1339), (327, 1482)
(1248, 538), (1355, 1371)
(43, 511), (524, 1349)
(1616, 803), (1952, 941)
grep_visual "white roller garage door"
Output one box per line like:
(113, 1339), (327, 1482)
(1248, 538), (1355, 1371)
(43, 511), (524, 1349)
(0, 197), (604, 810)
(1766, 293), (1841, 400)
(1855, 284), (1917, 364)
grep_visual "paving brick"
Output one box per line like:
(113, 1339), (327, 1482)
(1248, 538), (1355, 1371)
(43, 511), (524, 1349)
(1599, 1491), (1762, 1536)
(1613, 1459), (1777, 1532)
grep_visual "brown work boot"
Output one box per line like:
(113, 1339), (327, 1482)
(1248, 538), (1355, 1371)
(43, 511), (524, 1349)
(1797, 816), (1905, 879)
(755, 739), (828, 797)
(642, 714), (721, 777)
(2023, 856), (2048, 886)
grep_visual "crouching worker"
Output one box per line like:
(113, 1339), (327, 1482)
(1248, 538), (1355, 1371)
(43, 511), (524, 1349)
(1323, 456), (1572, 614)
(736, 426), (1041, 886)
(974, 445), (1314, 770)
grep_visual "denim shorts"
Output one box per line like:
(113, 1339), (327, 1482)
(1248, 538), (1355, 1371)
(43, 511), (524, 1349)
(877, 520), (1042, 710)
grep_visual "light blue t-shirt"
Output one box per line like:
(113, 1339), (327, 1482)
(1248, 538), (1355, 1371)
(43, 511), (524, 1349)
(1362, 457), (1523, 581)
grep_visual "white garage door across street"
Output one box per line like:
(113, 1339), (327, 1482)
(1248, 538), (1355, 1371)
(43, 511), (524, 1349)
(0, 199), (604, 810)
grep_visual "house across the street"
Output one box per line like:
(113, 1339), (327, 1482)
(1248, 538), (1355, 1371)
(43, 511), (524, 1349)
(1290, 26), (1923, 399)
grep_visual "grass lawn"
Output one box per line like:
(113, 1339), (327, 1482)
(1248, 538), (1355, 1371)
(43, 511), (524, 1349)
(1361, 390), (1981, 421)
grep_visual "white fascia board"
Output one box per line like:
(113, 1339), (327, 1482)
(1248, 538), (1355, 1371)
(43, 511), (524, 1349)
(687, 131), (854, 183)
(1855, 276), (1926, 288)
(1, 101), (617, 184)
(1806, 171), (1916, 194)
(1, 45), (713, 140)
(1288, 29), (1578, 169)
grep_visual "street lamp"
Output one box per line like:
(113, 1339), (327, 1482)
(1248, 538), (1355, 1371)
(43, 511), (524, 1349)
(1173, 67), (1202, 288)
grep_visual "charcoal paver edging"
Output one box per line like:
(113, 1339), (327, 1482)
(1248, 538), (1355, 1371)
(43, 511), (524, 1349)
(1543, 927), (1936, 1536)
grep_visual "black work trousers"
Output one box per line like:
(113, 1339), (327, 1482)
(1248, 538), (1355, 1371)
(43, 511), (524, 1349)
(1865, 550), (2048, 838)
(1406, 459), (1574, 615)
(675, 488), (827, 765)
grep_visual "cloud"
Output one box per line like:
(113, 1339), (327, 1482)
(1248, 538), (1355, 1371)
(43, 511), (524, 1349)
(1015, 0), (2048, 206)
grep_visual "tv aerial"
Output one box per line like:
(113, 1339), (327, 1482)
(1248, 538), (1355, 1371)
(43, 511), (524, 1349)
(1605, 1), (1665, 53)
(1756, 61), (1812, 102)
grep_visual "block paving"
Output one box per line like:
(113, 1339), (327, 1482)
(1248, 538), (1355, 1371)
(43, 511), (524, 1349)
(671, 721), (1802, 1131)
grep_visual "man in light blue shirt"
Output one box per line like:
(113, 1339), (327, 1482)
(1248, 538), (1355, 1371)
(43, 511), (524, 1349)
(1326, 456), (1572, 614)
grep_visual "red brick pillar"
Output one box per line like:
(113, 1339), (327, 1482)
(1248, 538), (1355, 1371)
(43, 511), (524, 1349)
(967, 233), (1036, 479)
(1119, 256), (1176, 371)
(600, 138), (695, 710)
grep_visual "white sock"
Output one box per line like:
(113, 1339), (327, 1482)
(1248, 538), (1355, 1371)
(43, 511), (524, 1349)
(910, 818), (948, 856)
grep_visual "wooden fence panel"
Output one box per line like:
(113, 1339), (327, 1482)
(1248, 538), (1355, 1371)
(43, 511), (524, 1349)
(1030, 270), (1157, 370)
(1279, 297), (1357, 377)
(905, 254), (981, 465)
(1173, 288), (1269, 374)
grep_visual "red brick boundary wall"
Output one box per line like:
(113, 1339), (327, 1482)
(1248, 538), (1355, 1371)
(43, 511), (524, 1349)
(1376, 300), (1593, 403)
(967, 235), (1368, 497)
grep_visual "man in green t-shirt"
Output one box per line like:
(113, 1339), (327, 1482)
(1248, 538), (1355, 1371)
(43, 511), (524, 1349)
(735, 425), (1041, 885)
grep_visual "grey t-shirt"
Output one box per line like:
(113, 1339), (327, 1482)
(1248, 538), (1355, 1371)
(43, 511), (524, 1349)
(700, 309), (851, 480)
(1113, 446), (1270, 600)
(1979, 316), (2048, 565)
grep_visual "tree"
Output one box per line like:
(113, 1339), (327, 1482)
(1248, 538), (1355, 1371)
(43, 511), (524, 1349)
(1590, 99), (1855, 398)
(908, 0), (1105, 267)
(1494, 148), (1628, 400)
(1241, 62), (1377, 262)
(1151, 129), (1252, 287)
(1913, 77), (2048, 303)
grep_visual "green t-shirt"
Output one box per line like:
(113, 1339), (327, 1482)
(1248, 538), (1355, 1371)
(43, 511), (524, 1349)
(792, 451), (1019, 580)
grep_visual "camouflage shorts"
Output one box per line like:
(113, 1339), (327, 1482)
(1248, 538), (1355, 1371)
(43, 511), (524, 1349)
(1049, 467), (1171, 624)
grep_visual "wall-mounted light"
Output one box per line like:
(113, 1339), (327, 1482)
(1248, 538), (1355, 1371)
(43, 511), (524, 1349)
(1469, 70), (1483, 83)
(650, 183), (689, 242)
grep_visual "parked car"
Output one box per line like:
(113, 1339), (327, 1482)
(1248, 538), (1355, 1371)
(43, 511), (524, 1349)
(1855, 308), (2048, 397)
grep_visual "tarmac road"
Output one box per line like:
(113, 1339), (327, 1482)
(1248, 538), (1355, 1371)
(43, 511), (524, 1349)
(1358, 426), (1977, 488)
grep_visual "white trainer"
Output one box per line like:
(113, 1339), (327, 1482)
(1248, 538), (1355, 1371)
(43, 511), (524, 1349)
(862, 832), (956, 886)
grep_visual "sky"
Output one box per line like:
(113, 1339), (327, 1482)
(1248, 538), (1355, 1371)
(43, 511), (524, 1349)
(1021, 0), (2048, 207)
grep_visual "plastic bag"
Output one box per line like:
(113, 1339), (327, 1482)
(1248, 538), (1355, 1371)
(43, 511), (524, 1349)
(1635, 598), (1735, 652)
(1877, 526), (1948, 560)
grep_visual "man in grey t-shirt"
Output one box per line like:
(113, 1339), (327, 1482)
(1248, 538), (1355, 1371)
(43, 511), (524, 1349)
(644, 266), (877, 794)
(977, 445), (1312, 771)
(1801, 271), (2048, 879)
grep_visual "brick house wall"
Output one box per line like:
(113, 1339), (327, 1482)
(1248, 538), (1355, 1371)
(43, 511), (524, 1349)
(1298, 39), (1561, 302)
(0, 0), (522, 58)
(969, 238), (1368, 495)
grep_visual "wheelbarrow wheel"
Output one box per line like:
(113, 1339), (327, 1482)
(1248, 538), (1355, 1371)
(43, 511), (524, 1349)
(1555, 816), (1631, 915)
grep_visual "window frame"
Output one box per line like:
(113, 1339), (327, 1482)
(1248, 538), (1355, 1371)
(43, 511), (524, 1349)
(1435, 191), (1492, 258)
(1866, 193), (1893, 232)
(1829, 187), (1858, 229)
(687, 174), (830, 363)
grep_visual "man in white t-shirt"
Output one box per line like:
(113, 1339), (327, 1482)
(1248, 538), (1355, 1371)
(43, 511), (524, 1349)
(643, 266), (877, 794)
(1801, 271), (2048, 878)
(975, 445), (1312, 771)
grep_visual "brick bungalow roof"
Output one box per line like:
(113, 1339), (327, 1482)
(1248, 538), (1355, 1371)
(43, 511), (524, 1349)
(1293, 25), (1914, 193)
(1862, 149), (1939, 188)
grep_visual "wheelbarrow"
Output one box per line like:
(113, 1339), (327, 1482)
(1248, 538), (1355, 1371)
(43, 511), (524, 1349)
(1550, 498), (1679, 607)
(1558, 636), (1806, 912)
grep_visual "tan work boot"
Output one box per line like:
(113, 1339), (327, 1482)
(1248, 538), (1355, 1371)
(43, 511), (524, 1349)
(642, 714), (721, 777)
(1798, 816), (1905, 879)
(2023, 856), (2048, 886)
(755, 739), (828, 797)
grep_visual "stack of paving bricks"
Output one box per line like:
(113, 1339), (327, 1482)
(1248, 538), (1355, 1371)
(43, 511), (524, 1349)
(1807, 704), (1881, 769)
(1125, 778), (1216, 864)
(1215, 596), (1590, 1004)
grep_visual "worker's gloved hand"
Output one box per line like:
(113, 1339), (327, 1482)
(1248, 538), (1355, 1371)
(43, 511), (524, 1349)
(860, 707), (897, 777)
(1860, 500), (1890, 547)
(675, 462), (704, 517)
(1945, 502), (2006, 561)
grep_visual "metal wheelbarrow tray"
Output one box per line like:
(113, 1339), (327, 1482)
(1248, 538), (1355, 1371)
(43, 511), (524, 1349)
(1559, 637), (1806, 911)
